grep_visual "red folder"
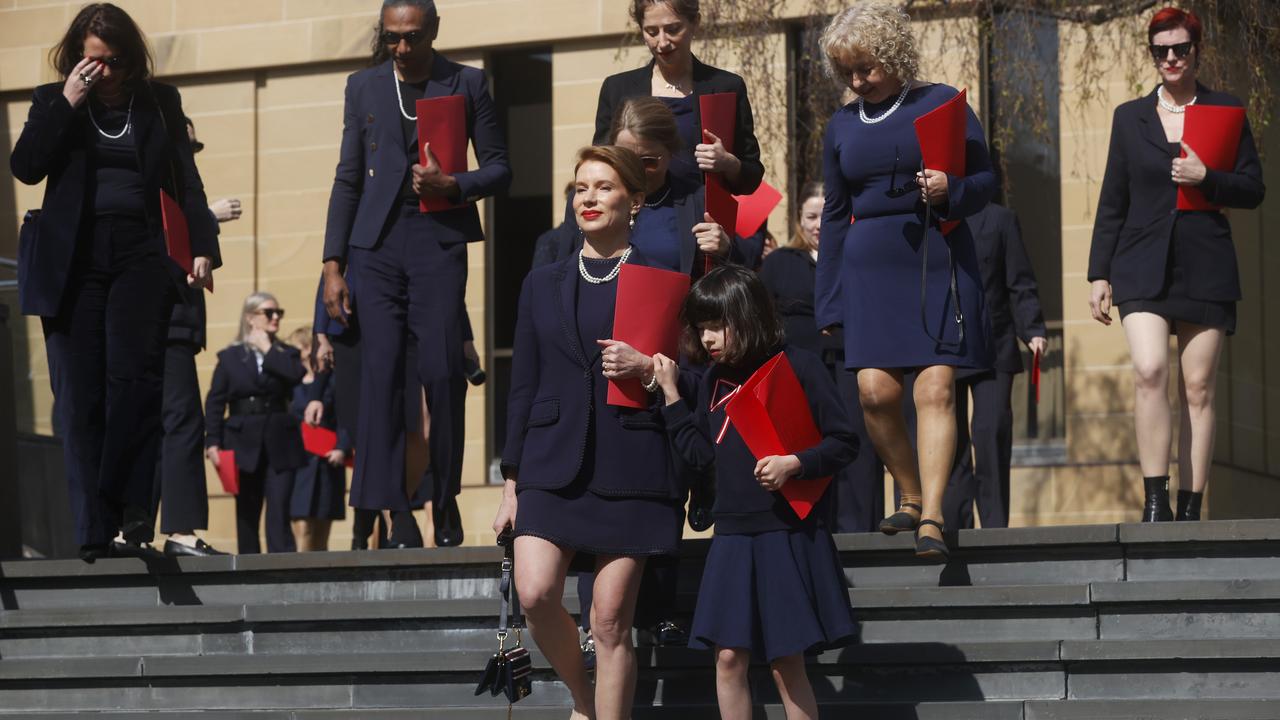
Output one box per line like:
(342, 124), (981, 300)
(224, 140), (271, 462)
(732, 180), (782, 238)
(725, 352), (830, 520)
(1178, 104), (1246, 211)
(607, 264), (691, 408)
(160, 189), (212, 292)
(416, 95), (468, 213)
(913, 87), (968, 236)
(300, 422), (354, 468)
(216, 449), (239, 495)
(700, 93), (739, 273)
(1032, 349), (1041, 404)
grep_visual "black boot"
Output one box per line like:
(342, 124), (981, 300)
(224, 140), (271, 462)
(1176, 490), (1203, 521)
(1142, 476), (1173, 522)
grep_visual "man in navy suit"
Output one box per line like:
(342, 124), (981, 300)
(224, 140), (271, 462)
(320, 0), (510, 547)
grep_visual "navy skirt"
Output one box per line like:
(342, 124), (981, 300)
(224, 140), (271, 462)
(290, 456), (347, 521)
(689, 527), (856, 662)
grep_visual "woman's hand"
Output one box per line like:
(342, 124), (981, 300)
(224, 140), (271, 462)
(62, 57), (102, 108)
(693, 212), (731, 258)
(652, 353), (681, 405)
(246, 328), (273, 354)
(1089, 279), (1113, 326)
(597, 339), (653, 380)
(210, 198), (242, 223)
(314, 333), (335, 373)
(325, 449), (346, 467)
(304, 400), (325, 426)
(695, 130), (742, 177)
(1172, 142), (1207, 186)
(1027, 336), (1048, 358)
(492, 479), (518, 536)
(755, 454), (802, 491)
(917, 169), (949, 206)
(206, 446), (222, 468)
(188, 256), (213, 289)
(412, 143), (460, 199)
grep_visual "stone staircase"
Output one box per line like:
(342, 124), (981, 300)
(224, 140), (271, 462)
(2, 520), (1279, 718)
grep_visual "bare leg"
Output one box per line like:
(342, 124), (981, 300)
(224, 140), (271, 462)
(858, 368), (922, 518)
(1122, 313), (1173, 476)
(770, 653), (818, 720)
(1176, 323), (1225, 494)
(715, 647), (752, 720)
(290, 519), (312, 551)
(513, 535), (594, 718)
(591, 554), (646, 720)
(913, 364), (956, 542)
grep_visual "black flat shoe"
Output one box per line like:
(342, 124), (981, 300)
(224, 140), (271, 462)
(109, 540), (165, 560)
(432, 497), (464, 547)
(79, 544), (110, 563)
(879, 502), (922, 535)
(638, 620), (689, 648)
(163, 538), (228, 558)
(388, 510), (425, 549)
(914, 519), (949, 562)
(580, 633), (596, 674)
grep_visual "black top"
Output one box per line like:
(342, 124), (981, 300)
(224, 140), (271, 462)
(88, 100), (146, 218)
(758, 247), (829, 357)
(1088, 84), (1265, 304)
(397, 78), (427, 202)
(966, 204), (1046, 375)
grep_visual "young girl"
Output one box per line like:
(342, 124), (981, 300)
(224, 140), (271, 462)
(652, 265), (858, 720)
(286, 326), (349, 551)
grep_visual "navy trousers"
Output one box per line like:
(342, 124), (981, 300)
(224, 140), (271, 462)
(831, 363), (886, 533)
(152, 341), (209, 533)
(348, 204), (467, 511)
(235, 463), (296, 554)
(945, 370), (1015, 529)
(42, 216), (172, 547)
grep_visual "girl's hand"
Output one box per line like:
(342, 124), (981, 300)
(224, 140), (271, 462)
(63, 57), (102, 108)
(325, 449), (346, 467)
(652, 353), (681, 405)
(692, 212), (731, 258)
(695, 130), (742, 177)
(492, 479), (518, 535)
(1172, 142), (1207, 186)
(916, 169), (949, 205)
(206, 446), (222, 468)
(1089, 279), (1113, 326)
(754, 454), (802, 491)
(597, 339), (653, 380)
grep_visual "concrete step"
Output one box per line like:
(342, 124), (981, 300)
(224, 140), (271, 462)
(1023, 699), (1280, 719)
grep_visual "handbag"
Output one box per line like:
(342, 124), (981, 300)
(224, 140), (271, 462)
(474, 532), (533, 705)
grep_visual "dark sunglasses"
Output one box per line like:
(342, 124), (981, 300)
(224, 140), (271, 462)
(380, 30), (427, 47)
(1149, 42), (1194, 61)
(256, 308), (286, 320)
(639, 155), (663, 170)
(88, 55), (126, 68)
(885, 147), (923, 199)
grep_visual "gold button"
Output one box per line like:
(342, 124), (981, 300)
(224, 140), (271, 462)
(368, 168), (375, 177)
(371, 142), (377, 151)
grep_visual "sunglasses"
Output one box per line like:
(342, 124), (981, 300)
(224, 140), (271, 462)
(1149, 42), (1194, 61)
(639, 155), (663, 170)
(256, 308), (286, 320)
(380, 30), (427, 47)
(87, 55), (126, 68)
(885, 147), (923, 199)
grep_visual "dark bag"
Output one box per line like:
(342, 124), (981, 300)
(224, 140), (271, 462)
(474, 532), (533, 705)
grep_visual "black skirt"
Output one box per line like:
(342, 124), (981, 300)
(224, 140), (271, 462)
(1119, 229), (1236, 335)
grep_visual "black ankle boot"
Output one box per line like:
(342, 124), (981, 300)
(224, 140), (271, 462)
(1142, 476), (1173, 522)
(1176, 490), (1203, 521)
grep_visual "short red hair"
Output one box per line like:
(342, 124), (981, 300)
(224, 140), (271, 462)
(1148, 7), (1202, 45)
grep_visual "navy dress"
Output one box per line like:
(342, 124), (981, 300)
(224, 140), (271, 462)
(816, 83), (996, 370)
(659, 95), (701, 189)
(289, 379), (348, 522)
(632, 182), (683, 272)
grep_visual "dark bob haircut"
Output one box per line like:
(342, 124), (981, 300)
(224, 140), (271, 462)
(50, 3), (153, 91)
(680, 265), (784, 366)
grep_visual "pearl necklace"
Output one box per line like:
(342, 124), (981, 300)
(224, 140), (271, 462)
(87, 95), (133, 140)
(857, 82), (911, 125)
(393, 70), (417, 121)
(644, 185), (671, 208)
(578, 246), (633, 284)
(1157, 85), (1196, 114)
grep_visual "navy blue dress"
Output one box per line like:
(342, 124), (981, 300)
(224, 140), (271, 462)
(815, 83), (996, 370)
(632, 182), (682, 272)
(660, 95), (701, 189)
(289, 380), (348, 521)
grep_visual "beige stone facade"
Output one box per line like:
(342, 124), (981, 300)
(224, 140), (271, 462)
(1, 1), (1276, 550)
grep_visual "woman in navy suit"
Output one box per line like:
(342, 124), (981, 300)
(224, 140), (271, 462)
(595, 0), (763, 194)
(10, 3), (218, 561)
(493, 146), (685, 720)
(205, 293), (306, 554)
(1088, 7), (1264, 522)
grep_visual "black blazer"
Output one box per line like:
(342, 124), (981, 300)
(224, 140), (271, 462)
(1088, 85), (1265, 304)
(205, 343), (307, 473)
(322, 54), (512, 263)
(969, 204), (1045, 375)
(501, 250), (680, 499)
(10, 81), (220, 318)
(593, 57), (764, 196)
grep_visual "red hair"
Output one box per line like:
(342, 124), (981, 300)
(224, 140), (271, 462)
(1148, 7), (1202, 45)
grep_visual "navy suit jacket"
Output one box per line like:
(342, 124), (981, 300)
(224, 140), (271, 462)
(322, 54), (511, 263)
(205, 343), (307, 473)
(501, 250), (680, 499)
(969, 204), (1045, 375)
(10, 82), (220, 318)
(1088, 85), (1265, 303)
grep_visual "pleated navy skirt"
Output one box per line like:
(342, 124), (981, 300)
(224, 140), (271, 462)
(688, 526), (856, 662)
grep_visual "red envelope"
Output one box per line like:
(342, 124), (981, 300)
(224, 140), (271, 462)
(416, 95), (469, 213)
(1032, 349), (1041, 404)
(607, 264), (691, 408)
(160, 189), (212, 292)
(216, 449), (238, 495)
(1178, 104), (1246, 211)
(913, 88), (969, 236)
(725, 352), (830, 520)
(732, 180), (782, 238)
(300, 422), (354, 468)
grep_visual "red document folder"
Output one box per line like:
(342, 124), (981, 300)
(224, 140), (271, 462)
(732, 180), (782, 238)
(913, 87), (968, 236)
(700, 93), (739, 272)
(1178, 104), (1246, 211)
(300, 422), (354, 467)
(416, 95), (468, 213)
(607, 264), (691, 408)
(725, 352), (830, 520)
(160, 189), (212, 292)
(216, 449), (239, 495)
(1032, 349), (1041, 404)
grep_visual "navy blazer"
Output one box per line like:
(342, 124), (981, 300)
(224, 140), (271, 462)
(322, 54), (511, 263)
(593, 57), (764, 196)
(10, 82), (220, 318)
(1088, 85), (1265, 303)
(969, 204), (1045, 375)
(205, 343), (307, 473)
(501, 250), (680, 499)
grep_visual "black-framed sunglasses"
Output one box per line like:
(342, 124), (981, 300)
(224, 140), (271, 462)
(1149, 41), (1194, 61)
(380, 30), (427, 47)
(639, 155), (663, 170)
(88, 55), (126, 68)
(885, 147), (923, 199)
(256, 308), (286, 320)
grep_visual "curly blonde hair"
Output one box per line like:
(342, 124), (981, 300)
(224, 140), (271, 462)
(821, 2), (920, 87)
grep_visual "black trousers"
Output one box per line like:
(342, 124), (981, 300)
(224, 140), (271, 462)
(944, 370), (1014, 529)
(152, 340), (209, 533)
(235, 462), (296, 554)
(42, 216), (172, 547)
(830, 364), (886, 533)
